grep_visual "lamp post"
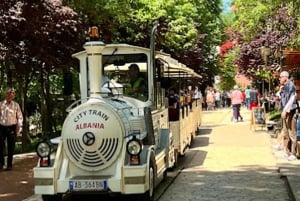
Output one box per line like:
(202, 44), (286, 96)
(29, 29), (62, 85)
(274, 47), (284, 72)
(260, 46), (271, 111)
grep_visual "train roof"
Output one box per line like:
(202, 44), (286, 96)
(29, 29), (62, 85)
(73, 43), (169, 57)
(73, 43), (201, 78)
(104, 61), (201, 78)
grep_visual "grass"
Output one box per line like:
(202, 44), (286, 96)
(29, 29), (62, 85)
(14, 138), (40, 154)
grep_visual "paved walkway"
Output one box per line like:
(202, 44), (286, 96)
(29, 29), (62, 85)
(159, 107), (299, 201)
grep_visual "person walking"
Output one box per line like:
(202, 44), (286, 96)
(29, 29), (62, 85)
(230, 85), (244, 122)
(214, 90), (221, 108)
(206, 87), (215, 111)
(193, 86), (202, 100)
(0, 87), (23, 170)
(278, 71), (298, 161)
(245, 85), (251, 109)
(249, 87), (260, 110)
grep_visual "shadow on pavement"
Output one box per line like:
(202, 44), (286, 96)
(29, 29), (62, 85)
(197, 128), (212, 135)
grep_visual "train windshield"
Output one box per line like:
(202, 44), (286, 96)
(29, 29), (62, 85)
(102, 53), (148, 101)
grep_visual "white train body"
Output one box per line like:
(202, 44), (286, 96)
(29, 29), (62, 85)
(169, 99), (202, 156)
(33, 28), (202, 201)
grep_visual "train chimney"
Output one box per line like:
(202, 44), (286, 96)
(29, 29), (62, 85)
(83, 27), (105, 98)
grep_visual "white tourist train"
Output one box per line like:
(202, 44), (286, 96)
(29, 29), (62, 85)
(33, 25), (202, 201)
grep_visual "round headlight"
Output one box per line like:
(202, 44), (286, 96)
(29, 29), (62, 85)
(126, 139), (142, 156)
(36, 141), (51, 158)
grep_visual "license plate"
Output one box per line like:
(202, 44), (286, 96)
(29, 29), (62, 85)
(69, 179), (107, 191)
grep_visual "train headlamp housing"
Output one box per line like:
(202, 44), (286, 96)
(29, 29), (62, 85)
(36, 141), (51, 158)
(126, 138), (142, 156)
(35, 141), (53, 167)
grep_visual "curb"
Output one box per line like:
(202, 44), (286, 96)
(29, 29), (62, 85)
(22, 195), (41, 201)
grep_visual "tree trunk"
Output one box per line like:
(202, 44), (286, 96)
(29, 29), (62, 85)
(40, 70), (57, 137)
(18, 76), (31, 151)
(40, 71), (51, 136)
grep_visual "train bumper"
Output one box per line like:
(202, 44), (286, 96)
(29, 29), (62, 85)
(33, 165), (148, 195)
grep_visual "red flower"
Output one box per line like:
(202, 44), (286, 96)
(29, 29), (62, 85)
(220, 41), (234, 57)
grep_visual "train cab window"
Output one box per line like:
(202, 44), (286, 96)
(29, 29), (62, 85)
(103, 54), (148, 101)
(124, 63), (147, 100)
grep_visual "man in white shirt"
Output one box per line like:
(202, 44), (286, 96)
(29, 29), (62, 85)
(0, 88), (23, 170)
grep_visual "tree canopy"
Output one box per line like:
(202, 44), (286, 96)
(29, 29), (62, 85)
(69, 0), (224, 85)
(227, 0), (300, 80)
(0, 0), (84, 74)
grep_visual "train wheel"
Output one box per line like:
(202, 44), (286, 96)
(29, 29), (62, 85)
(191, 133), (194, 144)
(188, 133), (194, 147)
(41, 194), (62, 201)
(140, 162), (155, 201)
(168, 150), (178, 171)
(163, 170), (167, 180)
(173, 150), (179, 169)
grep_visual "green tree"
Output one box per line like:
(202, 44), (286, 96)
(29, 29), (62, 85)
(219, 48), (237, 90)
(69, 0), (223, 87)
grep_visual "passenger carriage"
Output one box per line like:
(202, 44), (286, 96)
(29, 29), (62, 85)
(163, 58), (202, 159)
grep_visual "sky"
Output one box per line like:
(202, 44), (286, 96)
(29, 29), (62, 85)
(222, 0), (232, 13)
